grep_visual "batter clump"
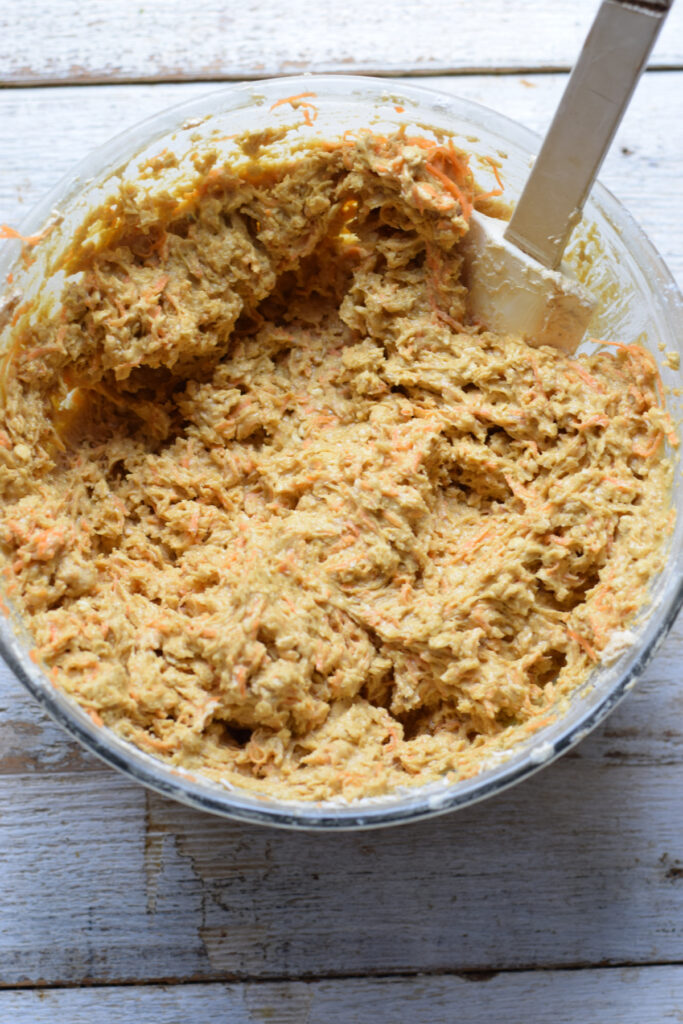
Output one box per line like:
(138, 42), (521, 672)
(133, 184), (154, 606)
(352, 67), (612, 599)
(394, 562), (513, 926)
(0, 130), (675, 800)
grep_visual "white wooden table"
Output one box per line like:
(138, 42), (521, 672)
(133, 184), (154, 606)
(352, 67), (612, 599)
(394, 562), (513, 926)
(1, 3), (683, 1020)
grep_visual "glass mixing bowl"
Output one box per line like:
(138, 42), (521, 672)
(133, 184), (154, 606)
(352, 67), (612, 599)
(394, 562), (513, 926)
(0, 75), (681, 829)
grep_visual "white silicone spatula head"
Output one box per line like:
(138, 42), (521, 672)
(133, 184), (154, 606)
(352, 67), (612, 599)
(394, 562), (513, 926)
(462, 0), (673, 354)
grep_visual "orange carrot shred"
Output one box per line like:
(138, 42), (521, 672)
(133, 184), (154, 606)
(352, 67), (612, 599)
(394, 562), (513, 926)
(593, 336), (667, 407)
(270, 91), (318, 110)
(567, 628), (598, 661)
(425, 162), (472, 221)
(481, 155), (505, 191)
(270, 91), (319, 126)
(0, 223), (51, 247)
(632, 432), (663, 459)
(567, 361), (606, 392)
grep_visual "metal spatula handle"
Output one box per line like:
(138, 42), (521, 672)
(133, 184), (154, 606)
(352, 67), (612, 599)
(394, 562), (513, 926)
(505, 0), (673, 270)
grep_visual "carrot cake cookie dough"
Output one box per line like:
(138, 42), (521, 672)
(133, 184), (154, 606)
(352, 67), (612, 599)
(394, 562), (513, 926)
(0, 130), (675, 800)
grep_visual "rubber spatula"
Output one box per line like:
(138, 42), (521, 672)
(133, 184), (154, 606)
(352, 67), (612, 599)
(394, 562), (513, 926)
(462, 0), (673, 354)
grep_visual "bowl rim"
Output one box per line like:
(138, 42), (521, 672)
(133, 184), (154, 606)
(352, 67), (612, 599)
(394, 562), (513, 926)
(1, 72), (682, 830)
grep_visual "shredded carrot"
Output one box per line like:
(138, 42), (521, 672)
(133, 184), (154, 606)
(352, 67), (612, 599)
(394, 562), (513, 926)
(269, 90), (317, 110)
(170, 166), (223, 217)
(592, 336), (630, 353)
(425, 162), (472, 221)
(234, 665), (247, 697)
(435, 308), (463, 330)
(524, 714), (555, 734)
(461, 526), (493, 561)
(475, 155), (504, 202)
(397, 133), (434, 155)
(141, 732), (176, 751)
(481, 155), (504, 191)
(593, 336), (667, 407)
(567, 628), (598, 661)
(446, 138), (470, 179)
(602, 475), (632, 491)
(577, 413), (609, 431)
(10, 301), (30, 328)
(384, 724), (400, 752)
(270, 91), (318, 126)
(0, 223), (52, 247)
(394, 105), (405, 113)
(632, 432), (663, 459)
(567, 361), (606, 393)
(142, 274), (170, 301)
(475, 186), (504, 202)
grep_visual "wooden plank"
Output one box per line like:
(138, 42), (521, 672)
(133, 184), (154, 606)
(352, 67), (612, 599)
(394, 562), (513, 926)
(0, 664), (100, 776)
(3, 969), (683, 1023)
(0, 772), (209, 984)
(2, 0), (682, 86)
(1, 73), (681, 288)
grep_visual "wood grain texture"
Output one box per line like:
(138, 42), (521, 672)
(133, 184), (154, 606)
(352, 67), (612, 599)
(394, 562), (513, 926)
(2, 0), (682, 87)
(1, 620), (682, 986)
(1, 73), (681, 288)
(3, 969), (683, 1023)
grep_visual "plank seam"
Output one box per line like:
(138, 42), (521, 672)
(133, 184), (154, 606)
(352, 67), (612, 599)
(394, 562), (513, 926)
(4, 960), (683, 991)
(1, 63), (682, 89)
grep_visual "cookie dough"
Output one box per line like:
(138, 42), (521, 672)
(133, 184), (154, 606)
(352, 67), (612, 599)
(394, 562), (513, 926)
(0, 129), (675, 800)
